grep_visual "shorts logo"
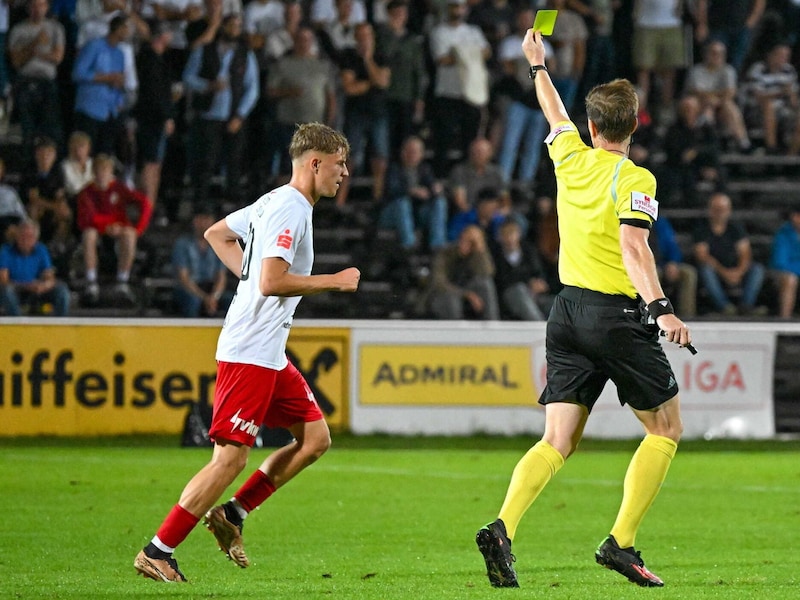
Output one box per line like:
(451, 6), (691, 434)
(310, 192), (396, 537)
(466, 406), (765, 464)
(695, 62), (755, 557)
(631, 191), (658, 219)
(277, 229), (293, 249)
(229, 408), (260, 438)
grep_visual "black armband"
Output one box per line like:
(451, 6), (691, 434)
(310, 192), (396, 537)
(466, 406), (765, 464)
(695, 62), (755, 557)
(647, 298), (675, 319)
(529, 64), (548, 80)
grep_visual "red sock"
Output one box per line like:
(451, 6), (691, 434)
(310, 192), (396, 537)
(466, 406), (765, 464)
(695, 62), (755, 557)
(155, 504), (200, 550)
(234, 470), (276, 512)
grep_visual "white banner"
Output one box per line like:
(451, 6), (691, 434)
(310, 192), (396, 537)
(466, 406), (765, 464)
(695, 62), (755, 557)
(350, 322), (776, 439)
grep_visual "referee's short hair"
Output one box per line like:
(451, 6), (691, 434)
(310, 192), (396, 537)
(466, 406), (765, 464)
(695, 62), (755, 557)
(585, 79), (638, 143)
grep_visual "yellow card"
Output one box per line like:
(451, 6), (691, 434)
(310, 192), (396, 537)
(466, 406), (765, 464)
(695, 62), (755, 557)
(533, 10), (558, 36)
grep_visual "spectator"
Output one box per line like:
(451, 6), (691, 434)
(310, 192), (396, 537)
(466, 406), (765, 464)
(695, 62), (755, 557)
(242, 0), (284, 66)
(171, 209), (232, 317)
(0, 159), (28, 243)
(742, 42), (800, 155)
(694, 0), (766, 73)
(375, 0), (427, 160)
(21, 136), (73, 263)
(336, 21), (390, 205)
(428, 0), (491, 177)
(467, 0), (514, 59)
(260, 0), (304, 64)
(425, 224), (500, 320)
(447, 137), (507, 215)
(134, 23), (176, 210)
(448, 186), (505, 242)
(265, 27), (337, 180)
(60, 130), (94, 200)
(530, 194), (561, 297)
(310, 0), (366, 30)
(650, 215), (698, 318)
(0, 1), (11, 115)
(0, 219), (70, 316)
(770, 207), (800, 318)
(8, 0), (66, 158)
(684, 40), (752, 152)
(377, 135), (447, 251)
(491, 217), (550, 320)
(318, 0), (360, 63)
(661, 95), (724, 207)
(693, 191), (767, 316)
(546, 0), (588, 113)
(72, 13), (130, 156)
(182, 13), (259, 207)
(76, 154), (153, 304)
(568, 0), (618, 98)
(496, 7), (554, 186)
(632, 0), (686, 123)
(140, 0), (204, 78)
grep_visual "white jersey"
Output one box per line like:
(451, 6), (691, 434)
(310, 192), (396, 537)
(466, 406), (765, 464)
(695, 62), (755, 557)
(216, 185), (314, 370)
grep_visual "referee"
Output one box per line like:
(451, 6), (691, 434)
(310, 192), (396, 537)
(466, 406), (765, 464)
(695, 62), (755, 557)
(476, 28), (691, 589)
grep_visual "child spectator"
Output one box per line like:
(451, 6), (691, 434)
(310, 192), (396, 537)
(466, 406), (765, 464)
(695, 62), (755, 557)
(76, 154), (153, 304)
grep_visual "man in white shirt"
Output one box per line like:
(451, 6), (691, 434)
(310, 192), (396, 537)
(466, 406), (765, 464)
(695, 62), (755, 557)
(134, 122), (361, 583)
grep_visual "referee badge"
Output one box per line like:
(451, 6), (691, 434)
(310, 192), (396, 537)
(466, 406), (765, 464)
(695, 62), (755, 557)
(631, 191), (658, 219)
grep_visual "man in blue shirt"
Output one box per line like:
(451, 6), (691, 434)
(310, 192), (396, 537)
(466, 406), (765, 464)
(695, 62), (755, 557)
(0, 219), (70, 316)
(183, 14), (259, 208)
(771, 208), (800, 318)
(171, 209), (232, 317)
(72, 14), (129, 156)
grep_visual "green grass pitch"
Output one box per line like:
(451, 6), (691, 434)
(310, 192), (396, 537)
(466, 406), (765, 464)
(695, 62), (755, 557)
(1, 435), (798, 599)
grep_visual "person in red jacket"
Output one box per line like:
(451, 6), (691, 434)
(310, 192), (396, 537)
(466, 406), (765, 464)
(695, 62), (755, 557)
(76, 153), (153, 304)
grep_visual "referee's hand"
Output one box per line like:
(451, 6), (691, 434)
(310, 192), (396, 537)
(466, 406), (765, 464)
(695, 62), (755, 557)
(656, 314), (691, 348)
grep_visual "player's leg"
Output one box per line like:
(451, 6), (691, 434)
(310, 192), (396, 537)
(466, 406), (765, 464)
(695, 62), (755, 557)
(611, 395), (682, 548)
(136, 362), (272, 579)
(134, 441), (251, 581)
(206, 361), (328, 566)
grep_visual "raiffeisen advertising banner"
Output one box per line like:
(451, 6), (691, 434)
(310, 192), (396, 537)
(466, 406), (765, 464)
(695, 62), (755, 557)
(0, 321), (350, 436)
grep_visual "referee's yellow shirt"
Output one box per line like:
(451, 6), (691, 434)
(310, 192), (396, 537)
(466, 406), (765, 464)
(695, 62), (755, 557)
(546, 120), (658, 299)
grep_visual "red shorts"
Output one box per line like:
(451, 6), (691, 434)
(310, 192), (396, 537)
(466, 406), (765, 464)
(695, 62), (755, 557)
(209, 359), (324, 446)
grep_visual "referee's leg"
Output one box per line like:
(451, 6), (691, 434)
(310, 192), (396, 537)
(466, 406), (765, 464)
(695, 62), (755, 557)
(610, 396), (683, 548)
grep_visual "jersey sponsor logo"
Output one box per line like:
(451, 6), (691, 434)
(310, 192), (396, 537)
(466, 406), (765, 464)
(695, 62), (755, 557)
(631, 191), (658, 219)
(229, 408), (260, 438)
(544, 123), (576, 144)
(277, 229), (293, 249)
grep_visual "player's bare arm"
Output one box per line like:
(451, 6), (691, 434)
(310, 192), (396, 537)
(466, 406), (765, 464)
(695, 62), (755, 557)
(204, 218), (244, 278)
(523, 29), (569, 127)
(620, 224), (691, 347)
(260, 258), (360, 297)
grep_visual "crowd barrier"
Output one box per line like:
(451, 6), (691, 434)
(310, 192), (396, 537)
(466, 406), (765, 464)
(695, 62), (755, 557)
(1, 318), (797, 439)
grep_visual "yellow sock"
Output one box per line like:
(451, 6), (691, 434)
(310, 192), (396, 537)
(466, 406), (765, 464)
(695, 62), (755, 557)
(497, 440), (565, 540)
(610, 434), (678, 548)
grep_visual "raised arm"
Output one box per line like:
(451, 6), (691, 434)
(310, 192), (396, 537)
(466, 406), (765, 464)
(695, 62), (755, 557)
(521, 29), (570, 127)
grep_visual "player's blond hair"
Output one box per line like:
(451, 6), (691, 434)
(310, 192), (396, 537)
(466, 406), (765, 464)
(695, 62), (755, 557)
(585, 79), (638, 143)
(289, 122), (350, 161)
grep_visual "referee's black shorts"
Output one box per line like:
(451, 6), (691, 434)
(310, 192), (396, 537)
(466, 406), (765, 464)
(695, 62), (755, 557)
(538, 285), (679, 412)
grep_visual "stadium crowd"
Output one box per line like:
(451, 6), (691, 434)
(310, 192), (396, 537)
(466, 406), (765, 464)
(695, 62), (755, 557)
(1, 0), (800, 318)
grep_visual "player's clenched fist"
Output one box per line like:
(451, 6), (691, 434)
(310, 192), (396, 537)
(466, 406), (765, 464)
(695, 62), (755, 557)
(335, 267), (361, 292)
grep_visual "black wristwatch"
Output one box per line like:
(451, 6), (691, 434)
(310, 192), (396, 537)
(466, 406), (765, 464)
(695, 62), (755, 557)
(529, 64), (548, 80)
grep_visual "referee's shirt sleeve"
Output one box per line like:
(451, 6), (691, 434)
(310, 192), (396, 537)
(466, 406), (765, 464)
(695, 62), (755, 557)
(616, 167), (658, 228)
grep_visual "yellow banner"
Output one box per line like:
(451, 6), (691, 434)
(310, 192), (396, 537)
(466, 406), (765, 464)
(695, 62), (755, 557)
(0, 323), (349, 436)
(359, 344), (537, 405)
